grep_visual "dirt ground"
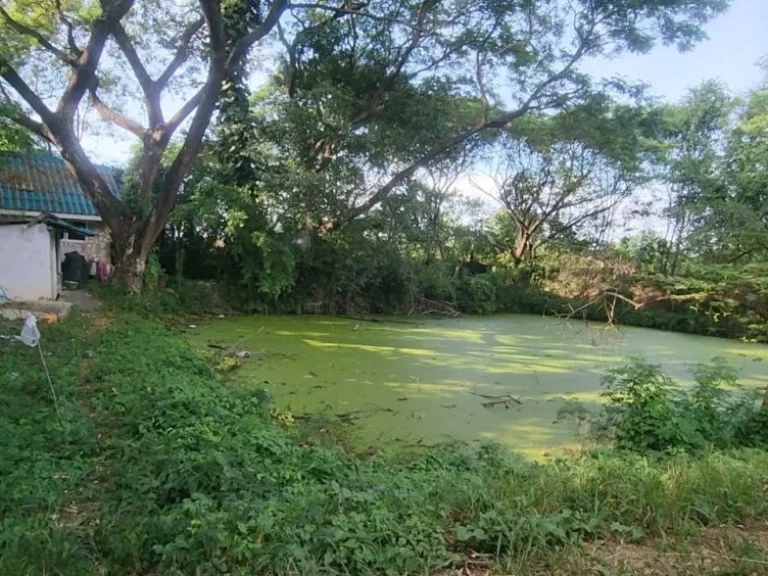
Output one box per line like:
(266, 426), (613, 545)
(58, 289), (102, 312)
(438, 522), (768, 575)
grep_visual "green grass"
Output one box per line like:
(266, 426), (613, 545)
(2, 311), (768, 574)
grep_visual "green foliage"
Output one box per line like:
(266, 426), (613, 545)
(414, 262), (457, 303)
(649, 81), (768, 268)
(96, 279), (229, 317)
(596, 358), (701, 451)
(3, 311), (768, 574)
(244, 231), (296, 302)
(289, 232), (416, 315)
(632, 266), (768, 341)
(150, 0), (732, 305)
(0, 314), (98, 573)
(456, 274), (497, 314)
(142, 253), (164, 292)
(0, 115), (42, 151)
(0, 0), (734, 293)
(560, 357), (768, 453)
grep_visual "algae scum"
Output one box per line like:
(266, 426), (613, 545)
(189, 315), (768, 455)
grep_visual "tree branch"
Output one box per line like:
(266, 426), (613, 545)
(288, 2), (427, 32)
(276, 19), (299, 96)
(156, 17), (205, 88)
(57, 0), (134, 120)
(139, 0), (230, 255)
(549, 197), (622, 238)
(165, 87), (204, 133)
(0, 94), (53, 142)
(140, 0), (290, 254)
(278, 9), (345, 99)
(348, 0), (434, 126)
(59, 140), (129, 232)
(0, 59), (57, 126)
(335, 27), (596, 225)
(0, 5), (75, 66)
(54, 0), (83, 57)
(475, 50), (490, 120)
(342, 123), (490, 224)
(110, 22), (153, 94)
(111, 20), (166, 126)
(227, 0), (288, 70)
(89, 87), (146, 138)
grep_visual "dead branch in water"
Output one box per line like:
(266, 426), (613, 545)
(471, 391), (522, 407)
(555, 288), (643, 330)
(408, 296), (461, 318)
(342, 315), (423, 326)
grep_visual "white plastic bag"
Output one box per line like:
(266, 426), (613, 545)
(19, 315), (40, 347)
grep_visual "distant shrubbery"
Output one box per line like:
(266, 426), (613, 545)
(147, 221), (768, 342)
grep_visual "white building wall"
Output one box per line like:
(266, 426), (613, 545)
(0, 224), (57, 300)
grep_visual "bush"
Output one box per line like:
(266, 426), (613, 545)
(414, 262), (456, 303)
(97, 279), (229, 316)
(560, 357), (768, 453)
(456, 273), (497, 314)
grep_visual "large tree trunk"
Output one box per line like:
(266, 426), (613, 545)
(0, 0), (287, 294)
(113, 250), (147, 292)
(511, 226), (534, 268)
(111, 225), (156, 292)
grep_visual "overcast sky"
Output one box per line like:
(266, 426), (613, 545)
(82, 0), (768, 167)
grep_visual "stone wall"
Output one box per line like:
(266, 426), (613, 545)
(60, 222), (111, 265)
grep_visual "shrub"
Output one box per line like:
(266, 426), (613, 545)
(97, 279), (228, 316)
(560, 357), (768, 453)
(414, 262), (456, 303)
(456, 273), (497, 314)
(595, 358), (700, 451)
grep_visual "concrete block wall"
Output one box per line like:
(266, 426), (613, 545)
(60, 223), (112, 264)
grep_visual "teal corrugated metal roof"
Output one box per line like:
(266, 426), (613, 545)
(0, 152), (121, 217)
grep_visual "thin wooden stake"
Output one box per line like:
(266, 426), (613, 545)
(38, 341), (60, 419)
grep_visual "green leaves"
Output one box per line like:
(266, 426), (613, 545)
(0, 114), (40, 151)
(649, 80), (768, 265)
(577, 356), (768, 453)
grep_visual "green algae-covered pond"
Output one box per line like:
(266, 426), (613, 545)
(188, 315), (768, 456)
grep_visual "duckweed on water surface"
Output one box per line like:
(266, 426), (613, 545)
(188, 314), (768, 455)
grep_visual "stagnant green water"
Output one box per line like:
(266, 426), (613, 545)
(188, 315), (768, 455)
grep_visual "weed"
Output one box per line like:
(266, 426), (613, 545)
(559, 357), (768, 453)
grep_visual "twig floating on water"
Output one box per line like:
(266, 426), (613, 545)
(470, 391), (522, 406)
